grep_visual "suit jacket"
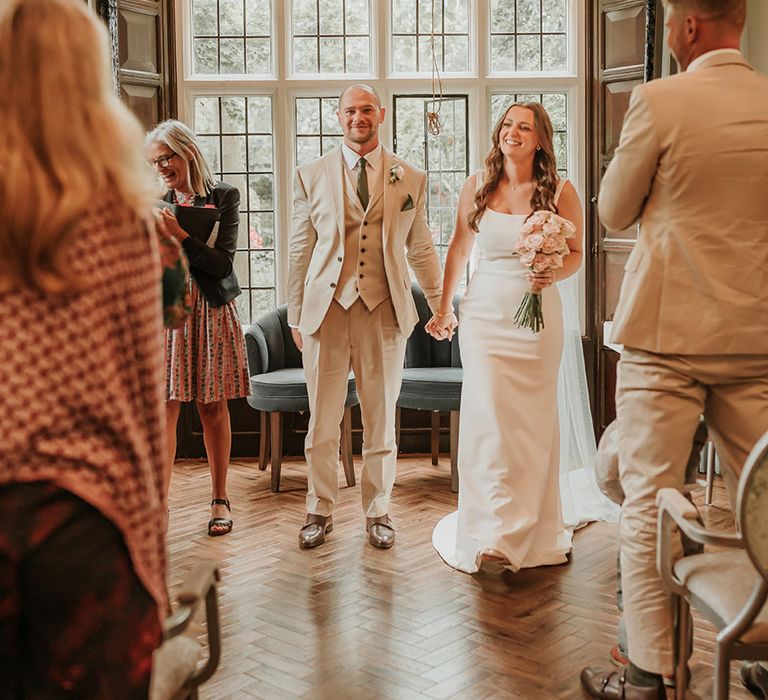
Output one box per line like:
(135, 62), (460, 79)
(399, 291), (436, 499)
(164, 181), (241, 308)
(599, 52), (768, 355)
(288, 146), (442, 336)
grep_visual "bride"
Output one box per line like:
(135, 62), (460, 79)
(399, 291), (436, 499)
(426, 102), (617, 574)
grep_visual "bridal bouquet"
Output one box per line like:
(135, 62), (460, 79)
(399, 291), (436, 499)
(513, 210), (576, 333)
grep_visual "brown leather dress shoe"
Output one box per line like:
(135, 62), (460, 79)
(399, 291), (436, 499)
(298, 514), (333, 550)
(580, 668), (665, 699)
(741, 661), (768, 698)
(366, 515), (395, 549)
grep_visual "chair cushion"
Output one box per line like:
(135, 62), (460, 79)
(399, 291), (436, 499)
(150, 635), (202, 700)
(247, 369), (358, 413)
(674, 549), (768, 642)
(397, 367), (462, 411)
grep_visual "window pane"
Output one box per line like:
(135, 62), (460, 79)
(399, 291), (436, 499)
(193, 95), (276, 325)
(517, 34), (541, 71)
(193, 0), (217, 35)
(292, 0), (371, 74)
(249, 250), (275, 287)
(195, 97), (220, 134)
(542, 34), (567, 71)
(490, 0), (568, 73)
(516, 0), (540, 33)
(220, 0), (244, 35)
(192, 0), (272, 75)
(221, 97), (247, 133)
(245, 38), (271, 74)
(319, 37), (345, 73)
(294, 96), (341, 166)
(293, 37), (318, 73)
(194, 38), (218, 73)
(318, 0), (343, 34)
(491, 35), (515, 72)
(391, 0), (470, 73)
(392, 35), (417, 73)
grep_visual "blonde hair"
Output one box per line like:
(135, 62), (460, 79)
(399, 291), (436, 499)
(145, 120), (216, 198)
(0, 0), (154, 294)
(468, 102), (559, 232)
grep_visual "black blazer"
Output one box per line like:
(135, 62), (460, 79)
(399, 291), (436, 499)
(164, 181), (241, 308)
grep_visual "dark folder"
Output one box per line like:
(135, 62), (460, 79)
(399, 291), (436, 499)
(156, 201), (220, 246)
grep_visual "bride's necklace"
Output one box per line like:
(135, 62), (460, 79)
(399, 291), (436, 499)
(510, 181), (533, 192)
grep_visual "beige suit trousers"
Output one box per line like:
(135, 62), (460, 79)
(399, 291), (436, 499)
(617, 348), (768, 674)
(302, 298), (406, 518)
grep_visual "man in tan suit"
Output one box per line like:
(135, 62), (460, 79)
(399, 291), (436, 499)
(581, 1), (768, 698)
(288, 84), (442, 550)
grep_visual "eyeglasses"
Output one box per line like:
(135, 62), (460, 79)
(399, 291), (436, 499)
(148, 153), (177, 169)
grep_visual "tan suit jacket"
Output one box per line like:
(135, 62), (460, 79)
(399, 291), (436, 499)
(599, 52), (768, 354)
(288, 146), (442, 336)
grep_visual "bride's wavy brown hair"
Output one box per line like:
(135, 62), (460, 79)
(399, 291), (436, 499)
(468, 102), (559, 232)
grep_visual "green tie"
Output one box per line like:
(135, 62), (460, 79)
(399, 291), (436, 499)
(356, 157), (369, 210)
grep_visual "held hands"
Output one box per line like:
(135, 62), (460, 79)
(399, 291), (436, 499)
(425, 311), (458, 341)
(527, 270), (556, 293)
(290, 327), (303, 352)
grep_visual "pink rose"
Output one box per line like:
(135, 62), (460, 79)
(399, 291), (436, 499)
(525, 233), (544, 250)
(519, 250), (536, 267)
(542, 222), (561, 235)
(549, 253), (564, 269)
(541, 236), (559, 254)
(520, 221), (535, 235)
(532, 253), (550, 272)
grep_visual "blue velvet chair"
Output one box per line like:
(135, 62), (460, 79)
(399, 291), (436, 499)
(397, 283), (463, 492)
(245, 305), (358, 493)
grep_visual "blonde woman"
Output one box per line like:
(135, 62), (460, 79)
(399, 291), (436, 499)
(0, 0), (167, 694)
(427, 103), (584, 574)
(146, 120), (249, 536)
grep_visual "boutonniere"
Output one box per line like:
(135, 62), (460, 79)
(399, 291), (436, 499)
(389, 161), (405, 185)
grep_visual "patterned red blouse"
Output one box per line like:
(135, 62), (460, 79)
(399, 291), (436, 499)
(0, 194), (168, 614)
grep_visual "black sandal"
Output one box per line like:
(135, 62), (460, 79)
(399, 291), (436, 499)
(207, 498), (233, 536)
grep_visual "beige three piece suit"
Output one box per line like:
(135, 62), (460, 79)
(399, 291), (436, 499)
(599, 51), (768, 675)
(288, 145), (442, 518)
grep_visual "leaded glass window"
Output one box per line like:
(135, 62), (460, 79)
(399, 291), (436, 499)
(194, 95), (276, 325)
(291, 0), (371, 75)
(192, 0), (272, 75)
(394, 95), (469, 282)
(391, 0), (471, 74)
(490, 0), (567, 72)
(295, 97), (344, 166)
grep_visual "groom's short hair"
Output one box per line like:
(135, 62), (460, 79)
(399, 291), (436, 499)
(664, 0), (746, 28)
(338, 84), (382, 111)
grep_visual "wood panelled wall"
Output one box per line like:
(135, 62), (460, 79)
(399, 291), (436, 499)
(589, 0), (655, 435)
(115, 0), (175, 130)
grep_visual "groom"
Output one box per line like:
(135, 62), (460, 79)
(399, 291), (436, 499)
(288, 83), (442, 550)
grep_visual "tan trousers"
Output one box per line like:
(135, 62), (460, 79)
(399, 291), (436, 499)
(617, 348), (768, 674)
(302, 298), (406, 518)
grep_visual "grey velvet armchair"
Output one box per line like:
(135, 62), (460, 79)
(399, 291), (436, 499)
(396, 283), (463, 492)
(245, 305), (357, 492)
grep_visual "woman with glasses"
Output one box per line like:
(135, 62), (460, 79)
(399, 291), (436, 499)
(146, 120), (249, 537)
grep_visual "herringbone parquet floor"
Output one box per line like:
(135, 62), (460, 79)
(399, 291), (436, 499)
(167, 456), (753, 700)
